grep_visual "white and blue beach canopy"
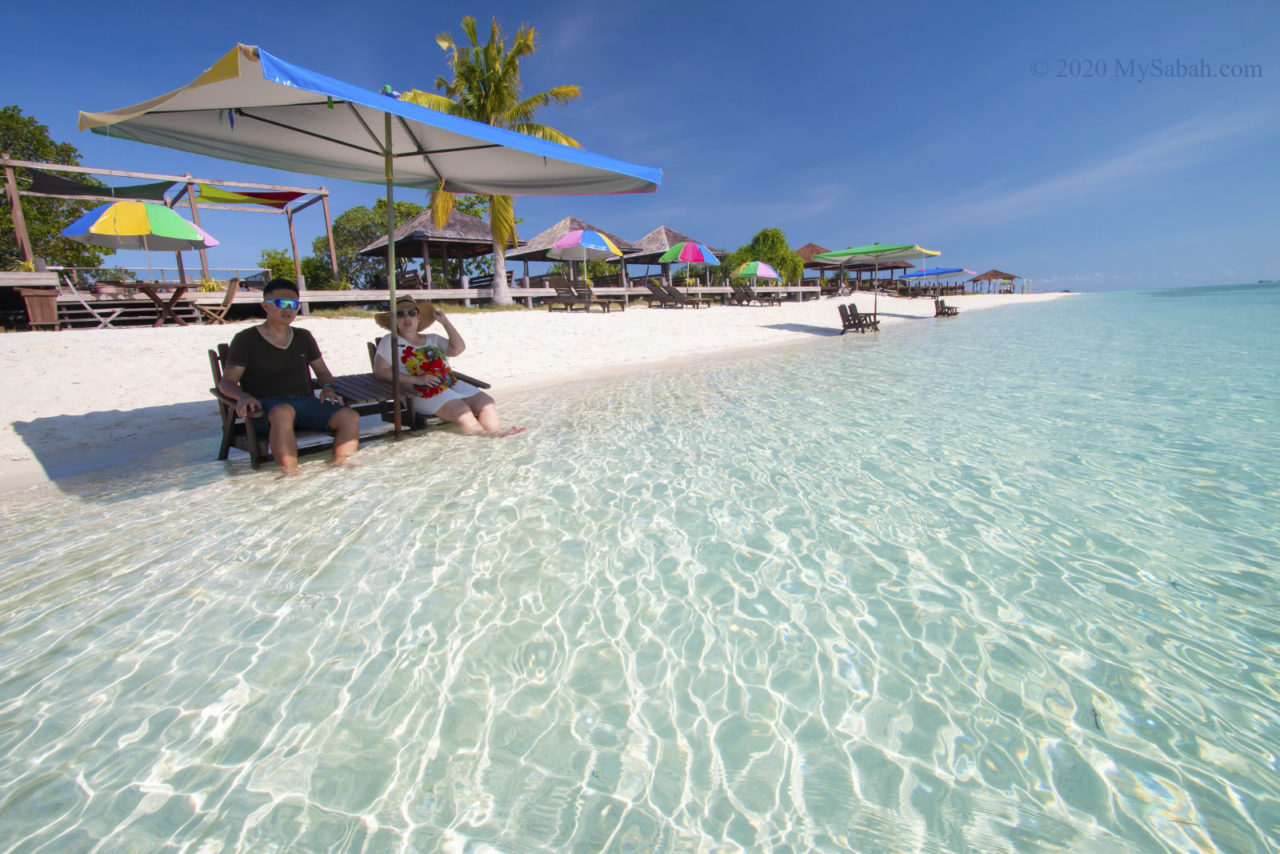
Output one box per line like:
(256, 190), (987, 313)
(78, 44), (661, 197)
(900, 267), (966, 278)
(79, 44), (661, 438)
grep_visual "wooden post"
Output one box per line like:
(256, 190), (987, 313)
(3, 155), (34, 264)
(285, 207), (303, 285)
(183, 177), (211, 281)
(320, 189), (337, 277)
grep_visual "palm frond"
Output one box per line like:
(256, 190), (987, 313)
(429, 189), (455, 229)
(507, 123), (581, 148)
(487, 194), (516, 249)
(399, 89), (459, 114)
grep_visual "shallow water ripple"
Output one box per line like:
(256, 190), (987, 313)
(0, 288), (1278, 851)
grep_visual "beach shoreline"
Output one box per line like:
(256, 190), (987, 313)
(0, 292), (1071, 495)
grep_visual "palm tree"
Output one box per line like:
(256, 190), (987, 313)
(401, 16), (581, 306)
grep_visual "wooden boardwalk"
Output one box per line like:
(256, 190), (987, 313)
(27, 283), (822, 329)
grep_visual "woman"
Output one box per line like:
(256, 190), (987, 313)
(373, 296), (522, 437)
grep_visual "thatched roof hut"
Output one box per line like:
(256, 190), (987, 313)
(969, 269), (1023, 293)
(969, 269), (1021, 282)
(358, 209), (504, 260)
(503, 216), (635, 263)
(622, 226), (723, 263)
(794, 242), (831, 264)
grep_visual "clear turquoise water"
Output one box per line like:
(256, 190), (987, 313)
(1, 285), (1277, 852)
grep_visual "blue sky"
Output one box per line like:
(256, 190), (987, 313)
(4, 0), (1278, 291)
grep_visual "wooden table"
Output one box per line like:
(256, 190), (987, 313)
(136, 285), (190, 326)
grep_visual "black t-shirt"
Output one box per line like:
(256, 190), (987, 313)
(226, 325), (321, 398)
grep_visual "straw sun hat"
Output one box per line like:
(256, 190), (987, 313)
(375, 296), (436, 332)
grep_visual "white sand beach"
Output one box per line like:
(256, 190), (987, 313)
(0, 292), (1069, 493)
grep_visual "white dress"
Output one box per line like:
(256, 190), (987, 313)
(375, 333), (482, 416)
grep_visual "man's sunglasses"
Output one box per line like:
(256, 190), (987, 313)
(396, 308), (419, 319)
(266, 298), (300, 310)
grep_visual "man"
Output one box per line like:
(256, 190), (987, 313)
(217, 278), (359, 473)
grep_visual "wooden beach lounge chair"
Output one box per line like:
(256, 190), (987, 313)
(545, 275), (587, 312)
(838, 303), (879, 334)
(209, 343), (345, 468)
(572, 281), (625, 312)
(934, 298), (958, 317)
(643, 280), (677, 308)
(737, 283), (782, 306)
(661, 283), (709, 309)
(194, 278), (240, 324)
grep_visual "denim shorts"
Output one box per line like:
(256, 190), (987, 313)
(253, 395), (345, 434)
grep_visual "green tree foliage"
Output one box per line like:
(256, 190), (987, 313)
(308, 198), (423, 287)
(300, 254), (341, 290)
(549, 258), (614, 282)
(267, 194), (495, 290)
(719, 228), (804, 284)
(400, 16), (582, 305)
(257, 248), (295, 281)
(1, 105), (113, 270)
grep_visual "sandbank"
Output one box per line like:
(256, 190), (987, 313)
(0, 292), (1069, 494)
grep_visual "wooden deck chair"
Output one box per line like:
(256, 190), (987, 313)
(839, 303), (880, 334)
(738, 283), (782, 306)
(208, 343), (335, 468)
(544, 275), (587, 312)
(934, 298), (958, 317)
(643, 280), (677, 308)
(194, 278), (240, 324)
(571, 281), (624, 312)
(661, 282), (709, 309)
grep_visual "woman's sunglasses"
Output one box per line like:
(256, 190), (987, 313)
(396, 308), (419, 318)
(266, 298), (300, 310)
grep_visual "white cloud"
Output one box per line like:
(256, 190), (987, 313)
(917, 107), (1277, 231)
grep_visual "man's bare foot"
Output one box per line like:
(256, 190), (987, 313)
(492, 426), (526, 438)
(330, 456), (358, 468)
(277, 467), (301, 478)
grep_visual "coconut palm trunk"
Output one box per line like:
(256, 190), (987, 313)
(401, 16), (582, 307)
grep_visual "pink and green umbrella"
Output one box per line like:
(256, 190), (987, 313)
(658, 240), (719, 288)
(61, 200), (218, 252)
(658, 241), (718, 265)
(732, 260), (780, 280)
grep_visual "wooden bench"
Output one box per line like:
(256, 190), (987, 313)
(209, 343), (428, 468)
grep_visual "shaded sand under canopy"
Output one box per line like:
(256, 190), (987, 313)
(0, 292), (1068, 492)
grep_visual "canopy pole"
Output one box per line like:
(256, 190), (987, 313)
(285, 207), (307, 314)
(3, 154), (34, 264)
(384, 113), (402, 439)
(183, 176), (211, 281)
(320, 189), (338, 278)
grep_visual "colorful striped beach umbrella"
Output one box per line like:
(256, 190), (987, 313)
(732, 261), (780, 280)
(659, 240), (719, 288)
(658, 241), (718, 265)
(61, 200), (219, 252)
(547, 229), (622, 261)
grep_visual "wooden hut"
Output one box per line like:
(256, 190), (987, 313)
(504, 216), (635, 285)
(796, 242), (831, 290)
(968, 269), (1023, 294)
(623, 226), (723, 286)
(358, 209), (508, 288)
